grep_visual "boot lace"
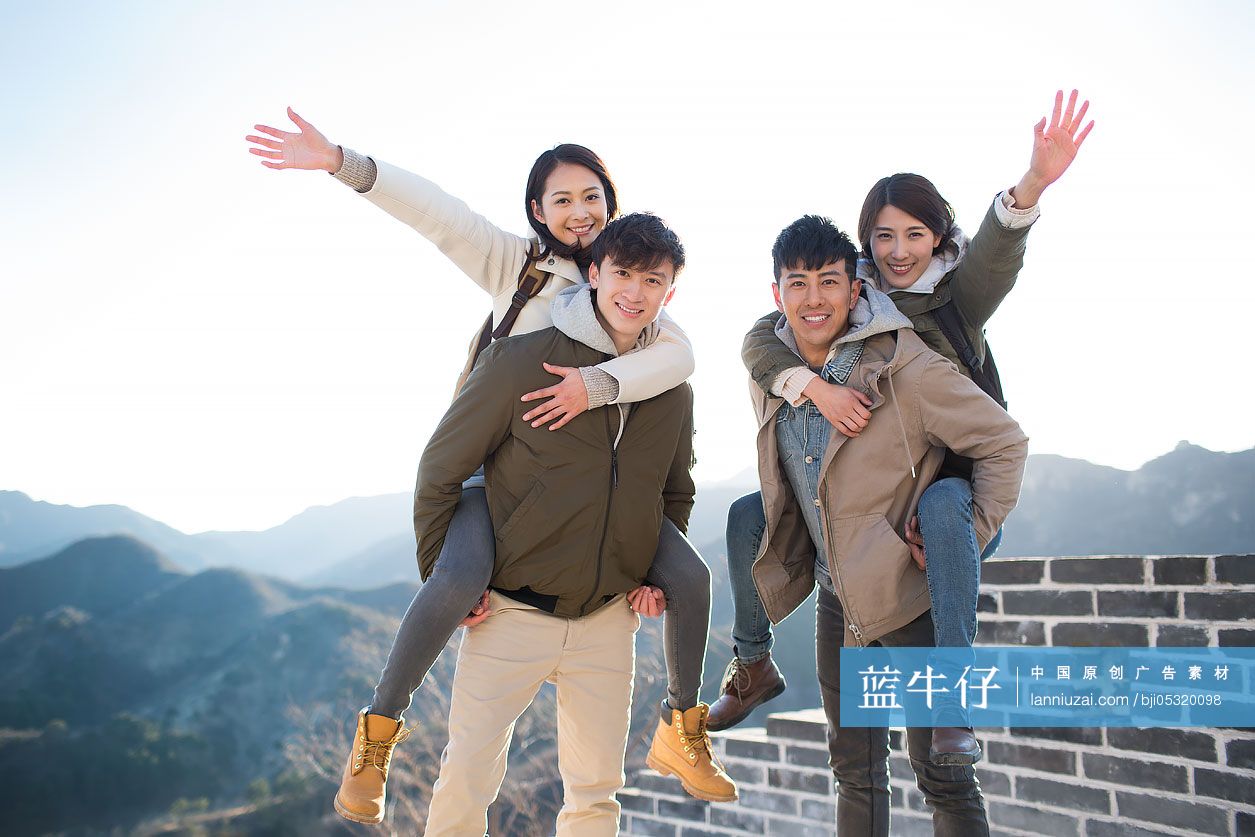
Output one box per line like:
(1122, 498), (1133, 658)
(356, 725), (411, 774)
(676, 708), (726, 772)
(719, 658), (751, 700)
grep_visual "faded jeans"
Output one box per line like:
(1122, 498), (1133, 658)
(917, 477), (1002, 648)
(372, 487), (711, 719)
(723, 479), (1000, 661)
(817, 588), (989, 836)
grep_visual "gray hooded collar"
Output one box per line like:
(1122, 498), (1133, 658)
(551, 284), (659, 357)
(774, 283), (913, 363)
(856, 223), (970, 296)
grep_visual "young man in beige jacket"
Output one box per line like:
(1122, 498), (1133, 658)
(746, 215), (1028, 836)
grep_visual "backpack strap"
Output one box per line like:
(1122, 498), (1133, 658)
(931, 300), (1008, 410)
(455, 253), (554, 398)
(491, 258), (552, 340)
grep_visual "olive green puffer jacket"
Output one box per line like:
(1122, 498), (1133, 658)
(412, 327), (695, 619)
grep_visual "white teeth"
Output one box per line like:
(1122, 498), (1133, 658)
(803, 314), (829, 322)
(616, 302), (643, 314)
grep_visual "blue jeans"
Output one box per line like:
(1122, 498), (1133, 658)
(724, 480), (1000, 659)
(726, 492), (771, 662)
(917, 477), (1002, 648)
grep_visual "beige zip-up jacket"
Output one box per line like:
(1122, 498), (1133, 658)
(360, 159), (694, 401)
(749, 325), (1028, 646)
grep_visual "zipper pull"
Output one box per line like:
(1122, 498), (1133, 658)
(849, 623), (865, 646)
(611, 450), (618, 488)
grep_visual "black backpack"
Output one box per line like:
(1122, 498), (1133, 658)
(930, 301), (1007, 411)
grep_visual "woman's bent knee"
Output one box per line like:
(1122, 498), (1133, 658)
(918, 477), (971, 520)
(655, 519), (711, 591)
(727, 492), (766, 542)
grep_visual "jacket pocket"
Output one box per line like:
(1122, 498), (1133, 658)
(835, 513), (911, 564)
(832, 513), (915, 630)
(498, 479), (545, 542)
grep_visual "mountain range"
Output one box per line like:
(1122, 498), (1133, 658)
(5, 442), (1250, 589)
(0, 441), (1250, 833)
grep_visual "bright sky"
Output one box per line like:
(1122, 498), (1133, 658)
(2, 1), (1253, 534)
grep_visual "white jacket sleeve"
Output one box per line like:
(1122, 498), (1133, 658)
(363, 159), (532, 298)
(597, 311), (696, 404)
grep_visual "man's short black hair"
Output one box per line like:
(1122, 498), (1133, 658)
(772, 214), (858, 282)
(591, 212), (686, 279)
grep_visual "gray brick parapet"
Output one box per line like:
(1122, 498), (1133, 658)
(621, 554), (1255, 836)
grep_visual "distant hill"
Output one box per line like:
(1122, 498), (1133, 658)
(4, 442), (1252, 587)
(192, 493), (414, 581)
(0, 490), (414, 582)
(0, 491), (211, 570)
(1001, 442), (1255, 556)
(305, 532), (415, 589)
(0, 535), (435, 834)
(291, 443), (1255, 589)
(0, 535), (186, 633)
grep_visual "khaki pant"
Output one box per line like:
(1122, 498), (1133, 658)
(425, 591), (640, 836)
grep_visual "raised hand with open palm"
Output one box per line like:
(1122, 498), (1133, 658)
(1012, 89), (1096, 208)
(245, 107), (343, 173)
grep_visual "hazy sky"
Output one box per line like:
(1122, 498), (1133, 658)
(2, 1), (1252, 533)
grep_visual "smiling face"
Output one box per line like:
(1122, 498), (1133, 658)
(869, 204), (944, 290)
(589, 257), (676, 354)
(530, 162), (609, 249)
(772, 259), (861, 368)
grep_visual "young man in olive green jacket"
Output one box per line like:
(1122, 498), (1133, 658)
(373, 213), (732, 835)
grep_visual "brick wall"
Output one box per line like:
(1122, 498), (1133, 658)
(620, 554), (1255, 836)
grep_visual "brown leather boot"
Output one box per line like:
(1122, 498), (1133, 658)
(930, 726), (982, 766)
(333, 708), (411, 824)
(706, 653), (787, 732)
(646, 703), (738, 803)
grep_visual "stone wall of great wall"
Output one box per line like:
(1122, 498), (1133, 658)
(619, 554), (1255, 836)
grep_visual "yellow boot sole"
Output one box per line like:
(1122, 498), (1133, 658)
(645, 750), (738, 803)
(333, 792), (384, 825)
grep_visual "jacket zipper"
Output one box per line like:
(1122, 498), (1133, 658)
(818, 464), (868, 647)
(578, 407), (618, 616)
(828, 361), (898, 647)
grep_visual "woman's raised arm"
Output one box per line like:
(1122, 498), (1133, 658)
(245, 107), (530, 298)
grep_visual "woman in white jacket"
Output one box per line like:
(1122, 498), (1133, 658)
(246, 111), (723, 820)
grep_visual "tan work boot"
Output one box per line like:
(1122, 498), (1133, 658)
(646, 703), (738, 803)
(333, 707), (411, 825)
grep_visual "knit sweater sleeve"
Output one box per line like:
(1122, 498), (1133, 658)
(593, 310), (694, 404)
(330, 147), (377, 193)
(579, 366), (620, 410)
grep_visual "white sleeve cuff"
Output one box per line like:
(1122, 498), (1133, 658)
(776, 367), (818, 406)
(995, 189), (1040, 229)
